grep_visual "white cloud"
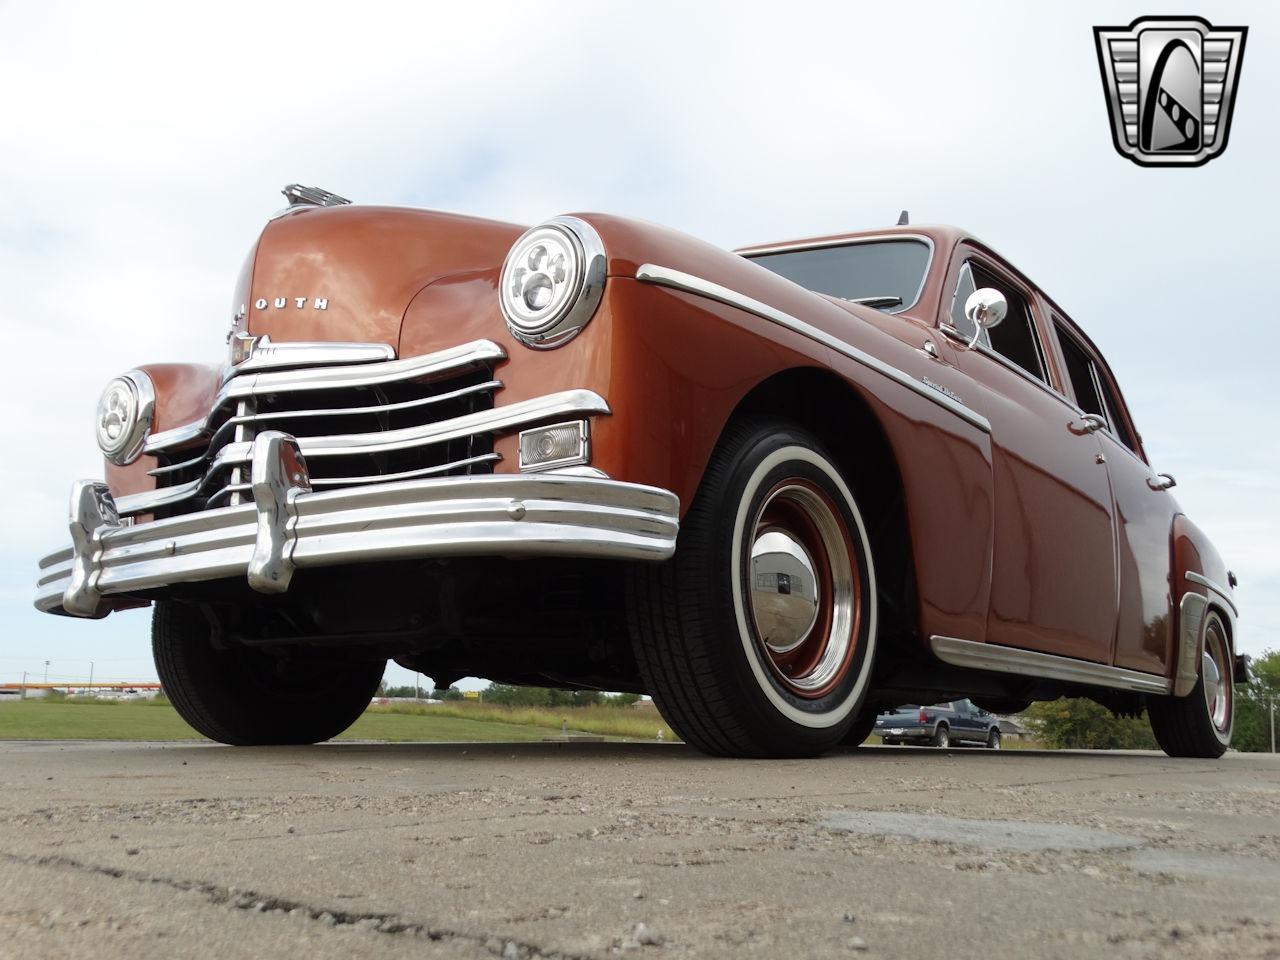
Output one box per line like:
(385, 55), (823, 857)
(1, 1), (1275, 693)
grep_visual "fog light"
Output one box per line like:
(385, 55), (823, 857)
(518, 420), (589, 471)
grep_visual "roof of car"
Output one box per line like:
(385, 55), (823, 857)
(734, 224), (969, 256)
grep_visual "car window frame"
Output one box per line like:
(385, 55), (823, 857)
(1050, 315), (1149, 464)
(741, 234), (936, 315)
(938, 248), (1056, 393)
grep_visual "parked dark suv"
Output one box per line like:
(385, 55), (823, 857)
(875, 700), (1002, 748)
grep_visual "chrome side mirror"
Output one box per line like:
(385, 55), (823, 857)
(963, 288), (1008, 349)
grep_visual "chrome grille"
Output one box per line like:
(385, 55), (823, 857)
(142, 340), (507, 519)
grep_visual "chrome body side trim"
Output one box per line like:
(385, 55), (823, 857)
(635, 263), (991, 434)
(35, 462), (680, 618)
(735, 233), (936, 315)
(1175, 591), (1209, 698)
(144, 340), (508, 455)
(1185, 570), (1239, 617)
(929, 635), (1172, 695)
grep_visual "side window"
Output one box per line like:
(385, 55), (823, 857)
(1056, 323), (1138, 452)
(948, 261), (1049, 384)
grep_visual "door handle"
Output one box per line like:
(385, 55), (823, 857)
(1069, 414), (1106, 435)
(1147, 473), (1176, 491)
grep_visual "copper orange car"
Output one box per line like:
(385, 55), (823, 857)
(35, 185), (1245, 758)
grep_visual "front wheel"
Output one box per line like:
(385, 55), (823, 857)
(627, 418), (879, 758)
(153, 601), (386, 745)
(1148, 609), (1233, 758)
(842, 708), (879, 748)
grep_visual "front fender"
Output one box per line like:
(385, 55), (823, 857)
(104, 362), (222, 501)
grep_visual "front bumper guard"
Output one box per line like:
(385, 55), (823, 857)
(35, 430), (680, 618)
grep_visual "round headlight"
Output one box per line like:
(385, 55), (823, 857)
(499, 216), (606, 348)
(95, 371), (155, 465)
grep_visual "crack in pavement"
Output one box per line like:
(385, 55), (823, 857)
(1, 850), (593, 960)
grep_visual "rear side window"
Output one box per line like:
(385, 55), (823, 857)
(1056, 324), (1138, 451)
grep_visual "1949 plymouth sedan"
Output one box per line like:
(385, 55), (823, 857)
(35, 185), (1246, 758)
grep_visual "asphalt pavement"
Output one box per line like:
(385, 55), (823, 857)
(2, 740), (1278, 959)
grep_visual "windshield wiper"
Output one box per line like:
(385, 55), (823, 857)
(847, 295), (902, 309)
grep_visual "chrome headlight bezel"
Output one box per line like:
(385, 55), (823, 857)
(499, 216), (606, 349)
(95, 370), (155, 466)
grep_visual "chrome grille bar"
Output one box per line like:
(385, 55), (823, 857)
(145, 339), (507, 455)
(303, 452), (502, 488)
(121, 389), (609, 518)
(147, 378), (503, 477)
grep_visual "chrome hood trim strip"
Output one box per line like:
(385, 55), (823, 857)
(635, 264), (991, 434)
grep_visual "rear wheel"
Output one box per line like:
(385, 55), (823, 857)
(627, 418), (878, 758)
(1148, 610), (1233, 758)
(153, 601), (386, 745)
(932, 725), (950, 748)
(987, 728), (1002, 750)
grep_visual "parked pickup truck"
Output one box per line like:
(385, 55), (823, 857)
(875, 700), (1002, 748)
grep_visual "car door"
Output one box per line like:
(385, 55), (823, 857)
(936, 247), (1119, 663)
(1048, 319), (1180, 675)
(950, 700), (978, 741)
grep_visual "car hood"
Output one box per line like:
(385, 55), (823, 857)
(244, 205), (524, 352)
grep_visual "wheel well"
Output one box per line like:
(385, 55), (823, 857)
(726, 368), (918, 649)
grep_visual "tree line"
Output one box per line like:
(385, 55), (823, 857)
(1026, 648), (1278, 751)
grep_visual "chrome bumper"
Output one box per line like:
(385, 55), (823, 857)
(35, 431), (679, 618)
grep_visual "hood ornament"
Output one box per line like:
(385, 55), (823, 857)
(281, 184), (351, 208)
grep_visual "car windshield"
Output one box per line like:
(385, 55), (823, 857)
(745, 239), (931, 311)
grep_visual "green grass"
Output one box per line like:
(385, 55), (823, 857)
(0, 700), (200, 740)
(370, 700), (675, 741)
(0, 699), (591, 743)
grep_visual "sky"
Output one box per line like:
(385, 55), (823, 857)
(0, 1), (1275, 693)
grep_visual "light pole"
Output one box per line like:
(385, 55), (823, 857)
(88, 661), (94, 691)
(1271, 697), (1276, 754)
(43, 661), (50, 684)
(20, 671), (27, 701)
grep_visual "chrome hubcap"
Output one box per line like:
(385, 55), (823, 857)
(750, 530), (821, 654)
(746, 480), (860, 698)
(1202, 622), (1231, 733)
